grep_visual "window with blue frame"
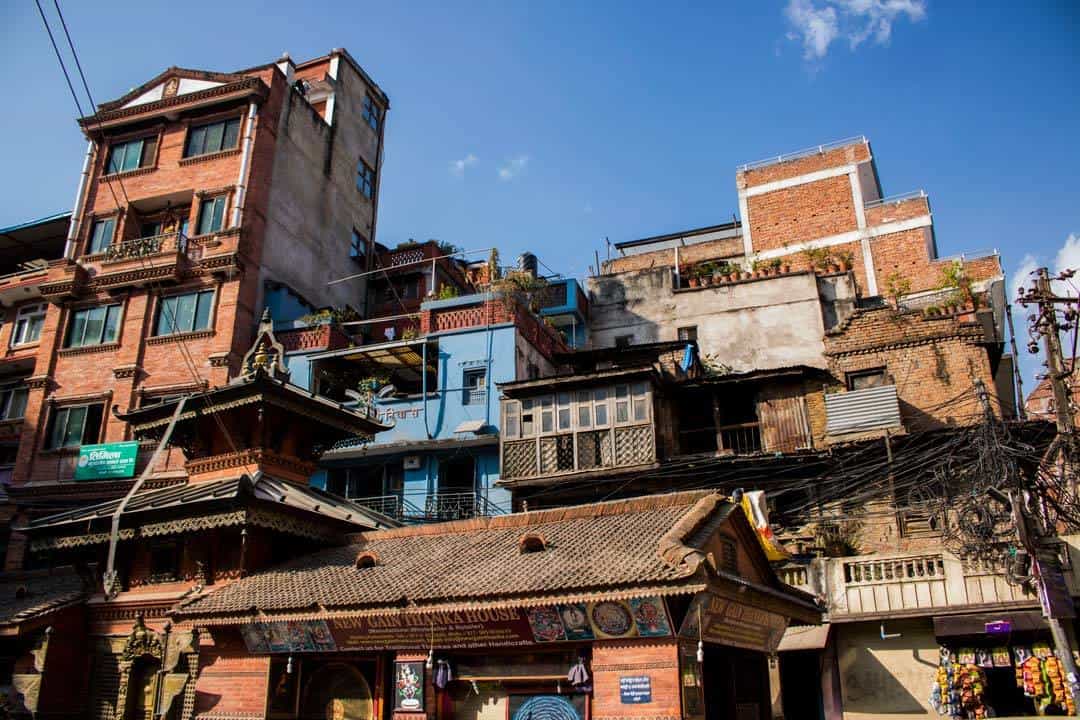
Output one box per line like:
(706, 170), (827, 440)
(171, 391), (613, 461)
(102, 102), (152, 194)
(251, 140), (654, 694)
(350, 229), (368, 264)
(196, 196), (227, 235)
(463, 368), (486, 405)
(155, 289), (215, 336)
(65, 304), (122, 348)
(184, 117), (242, 158)
(361, 94), (381, 131)
(357, 159), (375, 199)
(106, 136), (157, 174)
(88, 218), (116, 254)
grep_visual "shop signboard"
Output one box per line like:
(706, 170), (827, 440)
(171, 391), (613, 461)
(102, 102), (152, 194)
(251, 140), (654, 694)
(680, 592), (788, 653)
(1035, 554), (1076, 620)
(239, 620), (337, 654)
(74, 441), (139, 480)
(985, 620), (1011, 635)
(619, 676), (652, 704)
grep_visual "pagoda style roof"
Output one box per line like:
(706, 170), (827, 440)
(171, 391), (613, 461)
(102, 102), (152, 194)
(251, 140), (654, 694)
(22, 473), (398, 552)
(0, 568), (85, 633)
(114, 371), (390, 439)
(174, 491), (820, 625)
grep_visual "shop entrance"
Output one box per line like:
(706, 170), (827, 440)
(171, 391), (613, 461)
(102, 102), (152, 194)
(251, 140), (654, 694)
(702, 645), (769, 720)
(298, 662), (373, 720)
(779, 650), (824, 720)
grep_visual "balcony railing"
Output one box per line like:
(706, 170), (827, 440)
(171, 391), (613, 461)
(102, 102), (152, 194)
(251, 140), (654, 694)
(717, 421), (762, 455)
(349, 494), (421, 521)
(423, 491), (503, 521)
(96, 232), (188, 263)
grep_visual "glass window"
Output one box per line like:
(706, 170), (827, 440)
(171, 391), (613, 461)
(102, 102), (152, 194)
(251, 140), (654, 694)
(155, 290), (214, 336)
(504, 401), (519, 438)
(557, 392), (572, 430)
(11, 304), (46, 347)
(88, 218), (115, 254)
(848, 368), (888, 391)
(521, 399), (535, 437)
(540, 396), (554, 433)
(615, 384), (629, 423)
(576, 391), (591, 428)
(350, 229), (368, 263)
(65, 304), (122, 348)
(357, 159), (376, 199)
(0, 384), (28, 421)
(632, 381), (649, 422)
(140, 221), (163, 238)
(184, 118), (242, 157)
(361, 94), (381, 131)
(46, 403), (104, 449)
(462, 368), (486, 405)
(196, 196), (227, 235)
(106, 137), (155, 174)
(678, 326), (697, 342)
(593, 387), (609, 426)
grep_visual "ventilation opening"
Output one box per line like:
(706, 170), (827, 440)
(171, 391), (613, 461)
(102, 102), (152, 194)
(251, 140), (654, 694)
(518, 533), (548, 554)
(354, 551), (380, 569)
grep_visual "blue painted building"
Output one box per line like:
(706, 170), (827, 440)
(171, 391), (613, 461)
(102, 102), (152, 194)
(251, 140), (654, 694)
(284, 291), (578, 521)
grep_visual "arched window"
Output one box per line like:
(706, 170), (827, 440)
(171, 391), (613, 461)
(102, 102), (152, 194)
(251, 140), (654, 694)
(300, 662), (373, 720)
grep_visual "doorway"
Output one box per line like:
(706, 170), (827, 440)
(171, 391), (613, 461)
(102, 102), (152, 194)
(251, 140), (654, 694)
(300, 662), (374, 720)
(703, 645), (769, 720)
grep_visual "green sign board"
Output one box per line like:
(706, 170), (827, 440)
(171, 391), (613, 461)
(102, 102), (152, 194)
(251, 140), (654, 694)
(74, 441), (139, 481)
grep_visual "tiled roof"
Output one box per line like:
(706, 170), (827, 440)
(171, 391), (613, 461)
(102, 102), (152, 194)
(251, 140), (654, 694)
(176, 491), (734, 621)
(0, 569), (84, 628)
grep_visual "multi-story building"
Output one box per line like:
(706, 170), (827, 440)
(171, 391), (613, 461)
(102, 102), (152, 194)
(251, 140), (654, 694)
(0, 48), (389, 568)
(497, 137), (1074, 718)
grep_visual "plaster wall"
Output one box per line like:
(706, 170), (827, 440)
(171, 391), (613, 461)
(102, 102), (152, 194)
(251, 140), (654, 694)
(587, 270), (850, 373)
(259, 58), (382, 315)
(834, 618), (939, 720)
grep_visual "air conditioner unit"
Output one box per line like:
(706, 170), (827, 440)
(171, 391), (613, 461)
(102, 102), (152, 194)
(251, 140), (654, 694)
(403, 456), (422, 470)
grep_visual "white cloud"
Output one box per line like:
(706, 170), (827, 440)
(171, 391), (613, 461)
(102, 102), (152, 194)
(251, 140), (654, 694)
(498, 155), (529, 181)
(451, 153), (478, 177)
(1012, 232), (1080, 388)
(1011, 253), (1039, 305)
(784, 0), (926, 60)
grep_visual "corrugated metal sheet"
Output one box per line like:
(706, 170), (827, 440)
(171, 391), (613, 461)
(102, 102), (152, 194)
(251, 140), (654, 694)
(825, 385), (901, 435)
(757, 392), (812, 452)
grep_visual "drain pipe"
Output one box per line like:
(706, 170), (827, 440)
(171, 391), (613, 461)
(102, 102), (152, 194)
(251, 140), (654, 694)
(102, 396), (188, 598)
(421, 340), (432, 440)
(65, 140), (96, 259)
(231, 102), (259, 228)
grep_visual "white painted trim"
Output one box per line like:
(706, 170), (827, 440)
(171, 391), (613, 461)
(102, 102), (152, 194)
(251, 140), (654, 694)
(743, 164), (856, 198)
(737, 189), (753, 258)
(329, 55), (341, 80)
(752, 215), (933, 261)
(849, 172), (867, 230)
(860, 236), (878, 295)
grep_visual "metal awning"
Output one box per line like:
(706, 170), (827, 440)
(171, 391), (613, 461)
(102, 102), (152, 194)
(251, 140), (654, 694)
(933, 610), (1046, 638)
(454, 419), (486, 434)
(778, 624), (830, 651)
(310, 338), (437, 389)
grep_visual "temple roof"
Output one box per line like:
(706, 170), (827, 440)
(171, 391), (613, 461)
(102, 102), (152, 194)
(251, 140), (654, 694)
(174, 491), (820, 623)
(0, 569), (84, 632)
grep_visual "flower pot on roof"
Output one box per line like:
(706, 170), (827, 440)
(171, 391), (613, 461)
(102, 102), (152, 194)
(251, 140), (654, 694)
(780, 263), (791, 274)
(688, 275), (700, 288)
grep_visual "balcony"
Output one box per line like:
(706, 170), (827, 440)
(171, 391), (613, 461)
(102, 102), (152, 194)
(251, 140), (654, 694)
(824, 384), (902, 437)
(81, 232), (192, 290)
(716, 421), (762, 455)
(349, 494), (421, 521)
(424, 491), (503, 521)
(778, 546), (1080, 621)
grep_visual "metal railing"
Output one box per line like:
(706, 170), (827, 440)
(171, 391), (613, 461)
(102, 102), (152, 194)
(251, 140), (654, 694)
(739, 136), (867, 172)
(99, 232), (188, 262)
(423, 491), (503, 521)
(863, 189), (927, 209)
(463, 388), (487, 406)
(717, 421), (762, 455)
(349, 494), (421, 521)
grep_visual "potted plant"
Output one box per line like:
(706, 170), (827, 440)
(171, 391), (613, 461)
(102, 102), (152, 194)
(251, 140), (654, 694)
(697, 263), (713, 287)
(802, 247), (830, 274)
(688, 272), (700, 288)
(924, 305), (941, 317)
(768, 258), (782, 276)
(712, 261), (729, 284)
(836, 250), (855, 272)
(780, 262), (791, 274)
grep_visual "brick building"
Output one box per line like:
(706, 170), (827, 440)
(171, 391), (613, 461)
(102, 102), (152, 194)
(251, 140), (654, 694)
(0, 49), (388, 568)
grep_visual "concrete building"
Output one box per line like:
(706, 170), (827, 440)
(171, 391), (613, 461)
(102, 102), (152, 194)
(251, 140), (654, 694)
(0, 48), (388, 569)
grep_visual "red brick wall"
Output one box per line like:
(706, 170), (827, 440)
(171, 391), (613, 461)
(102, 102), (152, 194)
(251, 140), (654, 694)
(194, 629), (270, 718)
(747, 175), (858, 251)
(591, 639), (682, 720)
(604, 237), (744, 274)
(737, 141), (871, 188)
(864, 196), (929, 226)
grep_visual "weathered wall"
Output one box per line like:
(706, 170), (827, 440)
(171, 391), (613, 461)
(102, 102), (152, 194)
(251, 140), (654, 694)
(834, 618), (939, 720)
(591, 639), (683, 720)
(260, 56), (383, 315)
(587, 270), (849, 373)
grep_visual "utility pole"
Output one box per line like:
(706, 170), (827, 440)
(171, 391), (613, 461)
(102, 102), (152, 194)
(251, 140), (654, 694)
(1016, 267), (1080, 700)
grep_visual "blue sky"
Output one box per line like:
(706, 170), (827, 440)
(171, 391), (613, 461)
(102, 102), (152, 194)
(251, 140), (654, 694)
(2, 1), (1077, 385)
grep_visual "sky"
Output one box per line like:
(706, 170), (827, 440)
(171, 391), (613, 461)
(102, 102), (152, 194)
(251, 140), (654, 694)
(1, 0), (1077, 387)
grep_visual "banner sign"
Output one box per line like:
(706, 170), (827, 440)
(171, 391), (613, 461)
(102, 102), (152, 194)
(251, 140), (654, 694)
(74, 441), (139, 481)
(240, 596), (673, 653)
(681, 592), (788, 653)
